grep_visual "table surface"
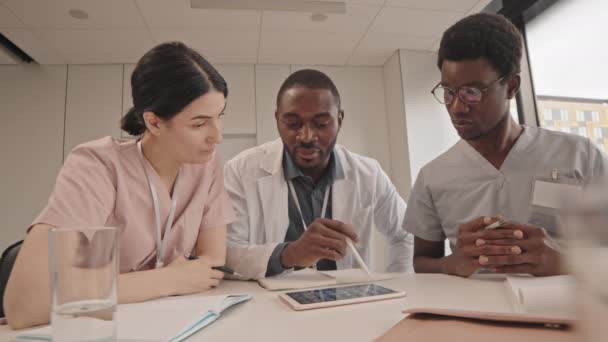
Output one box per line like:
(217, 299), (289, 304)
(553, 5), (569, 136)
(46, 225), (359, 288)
(0, 274), (577, 341)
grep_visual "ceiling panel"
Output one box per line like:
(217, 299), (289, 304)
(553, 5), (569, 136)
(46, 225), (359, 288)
(35, 29), (154, 64)
(0, 46), (17, 64)
(262, 4), (379, 35)
(137, 0), (261, 30)
(328, 0), (384, 4)
(348, 33), (434, 65)
(386, 0), (480, 12)
(347, 48), (394, 66)
(259, 31), (359, 65)
(370, 6), (462, 38)
(152, 29), (259, 64)
(3, 0), (145, 29)
(1, 0), (490, 66)
(0, 3), (23, 28)
(1, 29), (67, 64)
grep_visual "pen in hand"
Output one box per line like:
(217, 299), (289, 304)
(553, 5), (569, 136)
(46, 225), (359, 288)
(186, 254), (244, 277)
(346, 239), (372, 276)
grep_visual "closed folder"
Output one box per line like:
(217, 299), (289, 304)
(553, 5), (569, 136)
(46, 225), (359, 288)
(17, 294), (251, 342)
(401, 274), (576, 325)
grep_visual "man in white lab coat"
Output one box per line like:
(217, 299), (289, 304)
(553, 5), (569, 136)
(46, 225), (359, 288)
(224, 69), (413, 279)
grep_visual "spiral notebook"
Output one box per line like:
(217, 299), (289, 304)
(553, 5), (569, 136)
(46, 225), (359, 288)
(17, 293), (252, 342)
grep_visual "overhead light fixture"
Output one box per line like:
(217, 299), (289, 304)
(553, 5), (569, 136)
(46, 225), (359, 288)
(68, 9), (89, 20)
(191, 0), (346, 14)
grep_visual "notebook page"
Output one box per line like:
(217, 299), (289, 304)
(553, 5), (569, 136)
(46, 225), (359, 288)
(258, 268), (336, 290)
(18, 294), (250, 342)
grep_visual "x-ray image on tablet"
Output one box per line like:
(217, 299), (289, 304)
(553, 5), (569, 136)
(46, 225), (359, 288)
(279, 283), (406, 311)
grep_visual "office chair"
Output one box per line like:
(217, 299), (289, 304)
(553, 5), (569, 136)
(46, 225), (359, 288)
(0, 240), (23, 318)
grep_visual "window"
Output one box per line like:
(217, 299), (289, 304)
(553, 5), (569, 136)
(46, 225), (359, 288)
(526, 0), (608, 150)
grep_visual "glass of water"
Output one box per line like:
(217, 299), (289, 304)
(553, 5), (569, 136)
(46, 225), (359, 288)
(49, 227), (118, 342)
(562, 185), (608, 342)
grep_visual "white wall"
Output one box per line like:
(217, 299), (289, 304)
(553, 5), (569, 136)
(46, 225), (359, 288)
(399, 49), (459, 182)
(0, 65), (66, 249)
(64, 65), (123, 158)
(383, 52), (412, 198)
(254, 65), (290, 145)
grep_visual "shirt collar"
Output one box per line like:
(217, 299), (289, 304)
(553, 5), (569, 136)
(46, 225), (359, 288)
(282, 147), (345, 182)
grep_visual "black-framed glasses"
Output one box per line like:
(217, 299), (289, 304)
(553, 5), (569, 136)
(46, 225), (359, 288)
(431, 75), (507, 105)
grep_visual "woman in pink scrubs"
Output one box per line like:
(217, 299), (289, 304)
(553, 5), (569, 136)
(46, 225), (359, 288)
(4, 42), (236, 329)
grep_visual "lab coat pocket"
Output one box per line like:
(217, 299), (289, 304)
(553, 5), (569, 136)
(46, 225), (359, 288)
(350, 206), (374, 241)
(338, 206), (372, 269)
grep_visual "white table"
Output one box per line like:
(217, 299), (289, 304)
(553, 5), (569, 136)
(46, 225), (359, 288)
(0, 274), (521, 341)
(0, 274), (544, 342)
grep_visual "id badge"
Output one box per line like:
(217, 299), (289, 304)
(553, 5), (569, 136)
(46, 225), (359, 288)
(529, 169), (583, 247)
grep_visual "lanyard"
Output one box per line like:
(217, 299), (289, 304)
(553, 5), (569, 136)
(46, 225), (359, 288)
(137, 141), (179, 268)
(287, 180), (330, 231)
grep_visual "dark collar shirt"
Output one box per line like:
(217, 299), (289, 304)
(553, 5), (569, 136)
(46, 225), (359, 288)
(265, 147), (345, 276)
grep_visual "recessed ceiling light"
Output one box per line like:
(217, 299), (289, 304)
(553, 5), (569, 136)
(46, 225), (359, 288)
(310, 13), (327, 22)
(68, 9), (89, 20)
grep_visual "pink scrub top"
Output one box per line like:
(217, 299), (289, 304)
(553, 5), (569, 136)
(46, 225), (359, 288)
(31, 137), (235, 272)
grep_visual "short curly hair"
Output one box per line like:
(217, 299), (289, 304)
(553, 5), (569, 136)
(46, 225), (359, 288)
(437, 13), (523, 76)
(276, 69), (341, 109)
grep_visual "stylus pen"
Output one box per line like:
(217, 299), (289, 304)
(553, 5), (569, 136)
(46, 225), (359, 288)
(187, 254), (244, 277)
(211, 265), (244, 277)
(483, 220), (505, 230)
(346, 238), (371, 276)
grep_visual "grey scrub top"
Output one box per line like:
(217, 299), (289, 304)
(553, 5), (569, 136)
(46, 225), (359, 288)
(403, 125), (608, 249)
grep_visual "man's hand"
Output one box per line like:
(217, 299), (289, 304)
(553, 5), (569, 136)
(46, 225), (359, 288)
(443, 216), (525, 277)
(486, 222), (562, 276)
(281, 218), (358, 268)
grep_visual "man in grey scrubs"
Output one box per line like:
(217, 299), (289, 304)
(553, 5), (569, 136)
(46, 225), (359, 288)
(404, 13), (608, 277)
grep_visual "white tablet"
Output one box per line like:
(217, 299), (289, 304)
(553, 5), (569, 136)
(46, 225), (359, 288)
(278, 283), (406, 311)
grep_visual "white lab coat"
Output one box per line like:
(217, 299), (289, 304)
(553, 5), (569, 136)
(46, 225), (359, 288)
(224, 138), (413, 279)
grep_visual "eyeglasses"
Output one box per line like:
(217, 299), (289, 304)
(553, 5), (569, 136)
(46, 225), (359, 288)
(431, 75), (507, 105)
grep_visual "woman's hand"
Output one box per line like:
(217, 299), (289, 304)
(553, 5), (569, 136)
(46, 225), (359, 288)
(164, 256), (225, 296)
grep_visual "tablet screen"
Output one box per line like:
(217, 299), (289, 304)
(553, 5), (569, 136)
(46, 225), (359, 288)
(285, 283), (397, 305)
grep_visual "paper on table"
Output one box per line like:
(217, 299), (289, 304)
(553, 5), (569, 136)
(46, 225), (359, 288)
(258, 268), (336, 290)
(17, 294), (251, 342)
(507, 275), (576, 317)
(258, 268), (399, 291)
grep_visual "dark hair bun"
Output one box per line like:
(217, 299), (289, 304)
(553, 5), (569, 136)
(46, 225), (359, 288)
(120, 107), (146, 136)
(120, 42), (227, 136)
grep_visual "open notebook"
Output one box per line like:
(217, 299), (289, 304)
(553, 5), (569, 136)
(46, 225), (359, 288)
(17, 293), (251, 342)
(402, 274), (576, 325)
(258, 268), (398, 291)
